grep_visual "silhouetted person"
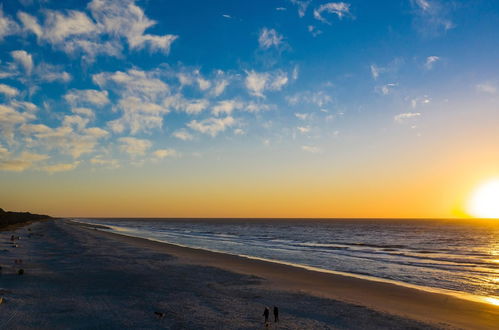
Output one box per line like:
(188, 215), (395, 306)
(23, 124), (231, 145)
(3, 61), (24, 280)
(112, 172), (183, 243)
(273, 306), (279, 323)
(263, 306), (270, 324)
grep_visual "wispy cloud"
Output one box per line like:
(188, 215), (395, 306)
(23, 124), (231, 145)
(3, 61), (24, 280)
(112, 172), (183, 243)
(410, 0), (454, 37)
(119, 137), (152, 156)
(258, 28), (283, 49)
(289, 0), (311, 17)
(245, 70), (289, 97)
(187, 116), (235, 137)
(313, 2), (351, 24)
(301, 145), (321, 153)
(476, 83), (497, 94)
(394, 112), (421, 123)
(424, 56), (440, 70)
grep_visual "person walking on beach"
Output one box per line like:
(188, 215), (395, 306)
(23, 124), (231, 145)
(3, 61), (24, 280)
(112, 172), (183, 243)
(273, 306), (279, 323)
(263, 306), (270, 325)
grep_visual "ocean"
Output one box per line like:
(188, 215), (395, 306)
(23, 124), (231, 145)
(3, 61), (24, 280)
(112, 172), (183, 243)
(73, 218), (499, 302)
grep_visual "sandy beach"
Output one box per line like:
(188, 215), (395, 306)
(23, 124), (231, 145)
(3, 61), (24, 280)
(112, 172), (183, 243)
(1, 220), (498, 329)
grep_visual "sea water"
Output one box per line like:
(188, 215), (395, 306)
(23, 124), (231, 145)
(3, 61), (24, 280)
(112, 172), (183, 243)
(74, 218), (499, 301)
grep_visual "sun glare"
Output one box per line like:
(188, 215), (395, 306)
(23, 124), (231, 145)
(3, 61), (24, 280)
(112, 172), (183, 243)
(468, 179), (499, 219)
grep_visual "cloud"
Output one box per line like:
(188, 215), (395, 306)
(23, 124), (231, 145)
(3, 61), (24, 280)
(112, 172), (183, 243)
(476, 83), (497, 94)
(289, 0), (311, 18)
(313, 2), (351, 24)
(394, 112), (421, 123)
(18, 0), (178, 61)
(377, 83), (397, 95)
(0, 84), (19, 97)
(258, 28), (283, 49)
(72, 107), (95, 118)
(370, 64), (383, 80)
(308, 25), (323, 37)
(65, 89), (110, 106)
(88, 0), (178, 53)
(286, 91), (332, 107)
(301, 145), (321, 153)
(64, 89), (109, 106)
(0, 152), (48, 172)
(424, 56), (440, 70)
(42, 161), (80, 173)
(295, 113), (310, 120)
(297, 126), (311, 133)
(119, 136), (151, 156)
(187, 116), (235, 137)
(233, 128), (245, 135)
(94, 69), (170, 134)
(11, 50), (33, 75)
(152, 149), (176, 159)
(90, 156), (119, 168)
(0, 104), (36, 143)
(245, 70), (289, 97)
(212, 79), (229, 97)
(172, 129), (193, 141)
(410, 0), (454, 37)
(245, 102), (272, 113)
(0, 7), (19, 40)
(21, 119), (109, 158)
(212, 100), (243, 116)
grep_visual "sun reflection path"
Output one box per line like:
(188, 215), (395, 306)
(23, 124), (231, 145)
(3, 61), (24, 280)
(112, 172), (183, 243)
(484, 297), (499, 306)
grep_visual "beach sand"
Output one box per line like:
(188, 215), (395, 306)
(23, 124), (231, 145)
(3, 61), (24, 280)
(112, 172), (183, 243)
(1, 220), (497, 329)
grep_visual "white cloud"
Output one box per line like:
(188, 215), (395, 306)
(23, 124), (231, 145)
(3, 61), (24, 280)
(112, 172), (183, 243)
(476, 83), (497, 94)
(93, 69), (169, 98)
(11, 50), (33, 75)
(0, 84), (19, 97)
(94, 69), (170, 134)
(108, 96), (169, 134)
(0, 152), (48, 172)
(187, 116), (235, 137)
(152, 149), (176, 159)
(287, 91), (332, 107)
(88, 0), (178, 53)
(0, 104), (36, 143)
(394, 112), (421, 123)
(212, 79), (229, 97)
(42, 161), (80, 173)
(289, 0), (311, 18)
(18, 0), (178, 60)
(0, 7), (19, 40)
(212, 100), (243, 116)
(424, 56), (440, 70)
(258, 28), (283, 49)
(377, 83), (397, 95)
(65, 89), (110, 106)
(295, 113), (309, 120)
(183, 99), (209, 115)
(301, 145), (321, 153)
(234, 128), (245, 135)
(119, 137), (151, 156)
(313, 2), (351, 24)
(72, 107), (95, 118)
(172, 129), (193, 141)
(245, 102), (272, 113)
(90, 156), (120, 169)
(245, 70), (289, 97)
(308, 25), (323, 37)
(297, 126), (311, 133)
(410, 0), (454, 37)
(370, 64), (384, 80)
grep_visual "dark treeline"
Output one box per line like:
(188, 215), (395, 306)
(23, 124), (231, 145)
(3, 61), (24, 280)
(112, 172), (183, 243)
(0, 208), (52, 228)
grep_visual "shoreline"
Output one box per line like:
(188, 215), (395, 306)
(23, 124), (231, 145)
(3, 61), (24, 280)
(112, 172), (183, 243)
(76, 220), (496, 307)
(70, 220), (499, 329)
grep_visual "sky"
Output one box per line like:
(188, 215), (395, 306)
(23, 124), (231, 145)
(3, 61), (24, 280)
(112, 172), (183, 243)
(1, 0), (499, 218)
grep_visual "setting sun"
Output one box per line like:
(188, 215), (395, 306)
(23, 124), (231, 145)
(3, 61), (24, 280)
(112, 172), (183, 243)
(468, 179), (499, 219)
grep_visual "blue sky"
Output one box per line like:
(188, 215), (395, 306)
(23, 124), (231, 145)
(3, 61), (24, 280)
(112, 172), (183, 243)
(1, 0), (499, 217)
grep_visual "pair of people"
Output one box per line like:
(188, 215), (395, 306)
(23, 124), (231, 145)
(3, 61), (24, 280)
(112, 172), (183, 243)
(263, 306), (279, 324)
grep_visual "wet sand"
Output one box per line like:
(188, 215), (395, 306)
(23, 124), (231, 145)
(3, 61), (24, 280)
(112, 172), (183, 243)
(1, 220), (497, 329)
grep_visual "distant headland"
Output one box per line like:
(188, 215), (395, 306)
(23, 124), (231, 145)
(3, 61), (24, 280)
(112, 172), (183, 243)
(0, 208), (53, 229)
